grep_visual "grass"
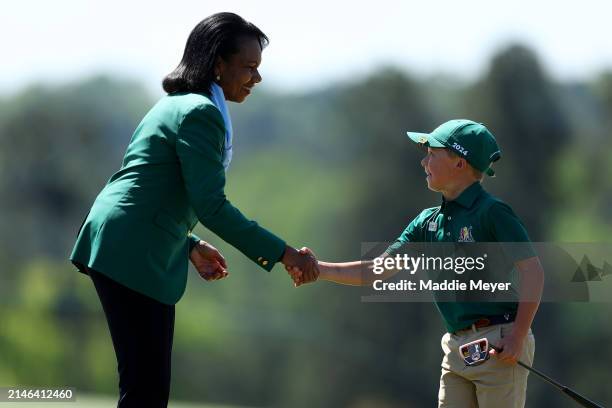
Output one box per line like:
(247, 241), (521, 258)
(2, 393), (251, 408)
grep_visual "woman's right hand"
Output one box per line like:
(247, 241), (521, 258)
(285, 247), (318, 287)
(281, 245), (319, 286)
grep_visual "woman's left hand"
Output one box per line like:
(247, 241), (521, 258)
(190, 241), (229, 281)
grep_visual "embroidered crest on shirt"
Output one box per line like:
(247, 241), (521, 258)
(458, 226), (475, 242)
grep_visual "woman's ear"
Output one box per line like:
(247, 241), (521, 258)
(214, 56), (225, 80)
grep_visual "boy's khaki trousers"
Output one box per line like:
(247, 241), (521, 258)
(438, 322), (535, 408)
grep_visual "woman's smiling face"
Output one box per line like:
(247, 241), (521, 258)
(215, 36), (262, 103)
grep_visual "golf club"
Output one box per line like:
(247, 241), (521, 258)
(459, 338), (605, 408)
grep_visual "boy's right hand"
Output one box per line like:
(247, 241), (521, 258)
(298, 247), (316, 257)
(281, 245), (319, 286)
(286, 266), (302, 286)
(286, 247), (318, 287)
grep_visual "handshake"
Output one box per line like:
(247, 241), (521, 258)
(190, 241), (319, 286)
(281, 246), (319, 287)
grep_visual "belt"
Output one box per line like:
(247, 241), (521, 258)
(455, 313), (516, 334)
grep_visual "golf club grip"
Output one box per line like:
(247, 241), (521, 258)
(561, 387), (605, 408)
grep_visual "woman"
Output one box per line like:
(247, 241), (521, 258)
(70, 12), (318, 407)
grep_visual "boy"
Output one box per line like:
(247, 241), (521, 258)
(291, 119), (544, 408)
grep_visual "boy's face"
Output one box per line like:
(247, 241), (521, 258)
(421, 147), (460, 192)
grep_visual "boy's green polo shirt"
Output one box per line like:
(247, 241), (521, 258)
(386, 182), (534, 333)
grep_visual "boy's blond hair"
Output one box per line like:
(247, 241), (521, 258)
(445, 149), (484, 181)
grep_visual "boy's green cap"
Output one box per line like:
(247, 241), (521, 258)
(406, 119), (501, 176)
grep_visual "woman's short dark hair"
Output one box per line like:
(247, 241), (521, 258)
(162, 12), (268, 94)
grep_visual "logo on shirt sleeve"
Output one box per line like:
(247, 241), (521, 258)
(458, 226), (475, 242)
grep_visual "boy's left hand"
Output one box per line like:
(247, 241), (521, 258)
(490, 332), (525, 365)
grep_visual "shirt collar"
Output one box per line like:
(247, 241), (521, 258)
(442, 182), (483, 209)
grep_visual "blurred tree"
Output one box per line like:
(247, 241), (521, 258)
(464, 44), (570, 239)
(594, 71), (612, 123)
(0, 76), (151, 260)
(330, 67), (437, 244)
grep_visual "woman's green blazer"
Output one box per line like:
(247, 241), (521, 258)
(70, 93), (286, 304)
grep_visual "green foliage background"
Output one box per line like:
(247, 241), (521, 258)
(1, 44), (611, 407)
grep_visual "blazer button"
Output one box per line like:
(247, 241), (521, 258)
(257, 257), (263, 262)
(262, 260), (269, 266)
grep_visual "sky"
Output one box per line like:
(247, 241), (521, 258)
(3, 0), (612, 96)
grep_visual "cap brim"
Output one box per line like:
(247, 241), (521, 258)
(406, 132), (445, 148)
